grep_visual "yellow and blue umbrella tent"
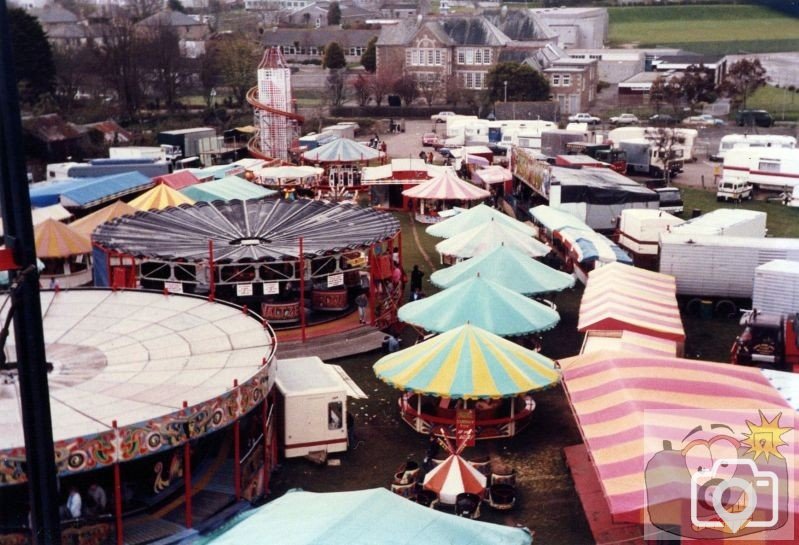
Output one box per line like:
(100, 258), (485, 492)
(398, 275), (560, 336)
(373, 324), (560, 399)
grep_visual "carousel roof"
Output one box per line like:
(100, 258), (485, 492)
(0, 289), (276, 486)
(34, 218), (92, 258)
(423, 454), (487, 505)
(255, 165), (323, 182)
(435, 219), (550, 259)
(302, 138), (383, 163)
(402, 169), (490, 201)
(93, 199), (400, 262)
(129, 184), (196, 210)
(373, 324), (560, 399)
(69, 200), (138, 238)
(430, 245), (574, 295)
(397, 276), (560, 336)
(426, 204), (534, 239)
(181, 176), (278, 202)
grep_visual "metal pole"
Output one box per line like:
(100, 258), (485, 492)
(208, 239), (215, 302)
(183, 401), (192, 529)
(0, 4), (61, 545)
(233, 380), (241, 501)
(299, 237), (306, 342)
(112, 421), (124, 545)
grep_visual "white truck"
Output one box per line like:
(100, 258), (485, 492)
(618, 139), (684, 178)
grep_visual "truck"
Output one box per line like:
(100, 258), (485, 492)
(157, 127), (217, 159)
(607, 126), (698, 162)
(752, 260), (799, 315)
(617, 208), (684, 269)
(659, 233), (799, 307)
(618, 139), (684, 178)
(653, 187), (684, 215)
(565, 141), (627, 173)
(109, 145), (182, 162)
(540, 129), (591, 157)
(731, 310), (799, 372)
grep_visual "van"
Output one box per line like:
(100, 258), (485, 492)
(654, 187), (684, 215)
(716, 178), (753, 202)
(736, 109), (774, 128)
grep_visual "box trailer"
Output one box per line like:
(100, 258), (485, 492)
(670, 209), (767, 238)
(618, 139), (684, 177)
(659, 233), (799, 300)
(275, 356), (350, 459)
(752, 260), (799, 315)
(608, 126), (698, 162)
(541, 129), (590, 157)
(617, 209), (684, 269)
(158, 127), (217, 159)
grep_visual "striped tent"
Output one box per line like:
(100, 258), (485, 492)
(580, 330), (678, 357)
(430, 245), (574, 295)
(70, 200), (138, 238)
(398, 276), (560, 336)
(560, 351), (798, 529)
(373, 324), (560, 399)
(425, 203), (534, 239)
(34, 218), (91, 258)
(403, 169), (490, 201)
(423, 454), (487, 504)
(578, 264), (685, 343)
(301, 138), (383, 163)
(436, 219), (550, 260)
(129, 184), (195, 211)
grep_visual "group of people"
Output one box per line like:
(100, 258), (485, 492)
(60, 483), (108, 520)
(418, 150), (435, 164)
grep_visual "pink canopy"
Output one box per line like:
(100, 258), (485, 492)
(402, 169), (490, 201)
(473, 165), (512, 186)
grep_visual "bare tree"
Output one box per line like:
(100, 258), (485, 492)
(126, 0), (162, 22)
(719, 58), (768, 110)
(351, 73), (372, 107)
(140, 23), (187, 111)
(326, 69), (347, 107)
(647, 127), (682, 186)
(417, 74), (441, 106)
(207, 34), (261, 108)
(444, 74), (464, 107)
(393, 73), (418, 106)
(93, 17), (146, 121)
(369, 70), (393, 106)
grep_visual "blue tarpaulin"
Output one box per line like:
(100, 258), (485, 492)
(29, 178), (93, 207)
(59, 172), (153, 209)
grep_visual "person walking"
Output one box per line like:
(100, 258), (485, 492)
(410, 265), (424, 296)
(355, 292), (369, 324)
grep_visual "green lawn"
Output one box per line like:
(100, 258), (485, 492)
(745, 85), (799, 122)
(609, 4), (799, 54)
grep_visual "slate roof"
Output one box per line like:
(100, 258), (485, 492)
(483, 9), (557, 41)
(30, 5), (79, 24)
(138, 9), (206, 27)
(440, 17), (510, 46)
(22, 114), (86, 143)
(262, 28), (379, 47)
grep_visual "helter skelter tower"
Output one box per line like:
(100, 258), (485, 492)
(247, 46), (304, 162)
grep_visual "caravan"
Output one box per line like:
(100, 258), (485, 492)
(714, 134), (797, 161)
(722, 147), (799, 192)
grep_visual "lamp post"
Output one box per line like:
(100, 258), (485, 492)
(503, 80), (508, 103)
(210, 87), (217, 108)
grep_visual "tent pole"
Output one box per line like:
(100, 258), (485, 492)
(510, 398), (515, 438)
(183, 400), (192, 529)
(208, 239), (215, 301)
(233, 380), (241, 501)
(299, 237), (306, 342)
(416, 394), (422, 433)
(113, 421), (124, 545)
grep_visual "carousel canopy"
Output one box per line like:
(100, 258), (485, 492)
(129, 183), (196, 211)
(423, 454), (487, 505)
(152, 170), (201, 190)
(559, 351), (797, 524)
(529, 204), (592, 233)
(59, 171), (153, 209)
(430, 245), (574, 295)
(0, 204), (73, 237)
(473, 165), (512, 186)
(93, 199), (400, 262)
(203, 488), (531, 545)
(0, 290), (276, 486)
(398, 276), (560, 336)
(436, 219), (550, 259)
(34, 218), (91, 258)
(70, 200), (138, 238)
(255, 165), (323, 184)
(426, 204), (534, 239)
(302, 138), (383, 163)
(181, 176), (277, 202)
(402, 169), (490, 201)
(373, 324), (560, 399)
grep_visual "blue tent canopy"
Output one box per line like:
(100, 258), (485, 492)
(202, 488), (532, 545)
(29, 178), (92, 207)
(59, 172), (153, 209)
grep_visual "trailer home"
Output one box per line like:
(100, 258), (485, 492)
(715, 134), (796, 161)
(670, 209), (767, 238)
(275, 356), (351, 459)
(617, 209), (684, 269)
(722, 147), (799, 192)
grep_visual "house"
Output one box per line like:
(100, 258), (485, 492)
(135, 9), (210, 58)
(281, 2), (381, 27)
(530, 7), (608, 50)
(22, 114), (88, 164)
(376, 12), (558, 94)
(30, 5), (86, 50)
(617, 71), (665, 106)
(246, 0), (313, 10)
(544, 56), (598, 115)
(379, 1), (417, 19)
(568, 48), (645, 84)
(82, 120), (133, 146)
(262, 28), (379, 60)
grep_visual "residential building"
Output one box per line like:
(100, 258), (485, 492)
(135, 9), (210, 58)
(246, 0), (313, 10)
(569, 48), (645, 84)
(379, 1), (417, 19)
(617, 72), (665, 106)
(30, 5), (86, 49)
(545, 56), (598, 115)
(531, 7), (608, 49)
(262, 28), (379, 60)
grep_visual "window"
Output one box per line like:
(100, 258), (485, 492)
(475, 49), (482, 64)
(427, 50), (433, 65)
(435, 49), (442, 65)
(759, 160), (781, 172)
(457, 50), (465, 64)
(483, 49), (491, 64)
(562, 74), (571, 86)
(328, 401), (343, 430)
(552, 74), (560, 86)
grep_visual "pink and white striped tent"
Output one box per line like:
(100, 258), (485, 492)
(402, 169), (490, 201)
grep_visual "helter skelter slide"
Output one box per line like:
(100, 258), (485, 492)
(246, 46), (305, 163)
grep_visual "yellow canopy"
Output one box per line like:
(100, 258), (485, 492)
(129, 185), (195, 211)
(70, 200), (138, 238)
(34, 218), (91, 258)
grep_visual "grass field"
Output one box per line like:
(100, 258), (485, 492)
(746, 85), (799, 122)
(608, 4), (799, 54)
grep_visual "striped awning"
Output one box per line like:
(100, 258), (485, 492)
(129, 184), (195, 211)
(560, 351), (797, 526)
(403, 169), (490, 201)
(423, 454), (487, 504)
(578, 264), (685, 342)
(373, 324), (560, 399)
(34, 218), (91, 258)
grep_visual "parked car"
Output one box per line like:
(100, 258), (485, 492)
(422, 133), (440, 147)
(649, 114), (677, 126)
(431, 111), (456, 123)
(716, 178), (753, 202)
(682, 114), (725, 127)
(609, 113), (639, 126)
(736, 109), (774, 128)
(567, 112), (601, 125)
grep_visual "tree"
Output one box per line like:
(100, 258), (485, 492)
(444, 75), (464, 107)
(53, 45), (98, 114)
(719, 58), (768, 109)
(485, 62), (549, 103)
(393, 73), (418, 106)
(351, 73), (372, 106)
(360, 37), (377, 73)
(648, 127), (681, 186)
(417, 75), (441, 106)
(326, 69), (346, 107)
(141, 23), (187, 111)
(8, 8), (55, 106)
(323, 41), (346, 70)
(327, 1), (341, 26)
(681, 64), (717, 112)
(649, 75), (682, 114)
(207, 34), (260, 107)
(369, 70), (393, 106)
(167, 0), (186, 12)
(92, 17), (146, 121)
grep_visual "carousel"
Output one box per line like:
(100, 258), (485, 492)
(0, 289), (277, 544)
(300, 139), (387, 200)
(91, 199), (402, 330)
(34, 218), (93, 288)
(402, 169), (489, 224)
(373, 324), (561, 441)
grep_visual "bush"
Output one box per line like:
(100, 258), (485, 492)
(300, 58), (322, 65)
